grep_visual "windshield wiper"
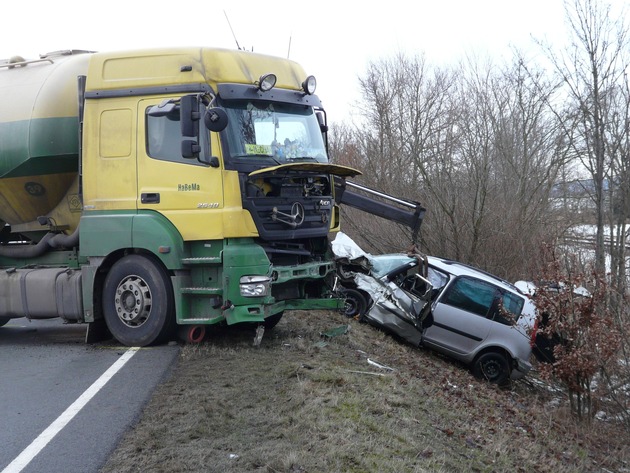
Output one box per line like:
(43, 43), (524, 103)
(285, 156), (317, 162)
(231, 154), (282, 165)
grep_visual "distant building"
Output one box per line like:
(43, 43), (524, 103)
(550, 179), (611, 217)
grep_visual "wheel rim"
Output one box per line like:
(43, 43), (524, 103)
(114, 275), (152, 328)
(482, 359), (502, 380)
(344, 298), (358, 316)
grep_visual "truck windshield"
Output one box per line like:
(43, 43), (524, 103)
(222, 100), (328, 164)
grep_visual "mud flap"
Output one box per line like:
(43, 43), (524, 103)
(85, 318), (112, 344)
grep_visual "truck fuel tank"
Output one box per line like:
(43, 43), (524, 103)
(0, 267), (83, 321)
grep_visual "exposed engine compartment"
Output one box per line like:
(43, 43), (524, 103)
(241, 171), (334, 242)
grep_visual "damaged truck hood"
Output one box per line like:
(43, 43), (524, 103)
(248, 162), (362, 178)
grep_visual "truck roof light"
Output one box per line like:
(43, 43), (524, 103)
(258, 73), (276, 92)
(302, 75), (316, 95)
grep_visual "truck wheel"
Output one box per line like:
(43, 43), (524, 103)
(103, 255), (174, 347)
(0, 317), (10, 327)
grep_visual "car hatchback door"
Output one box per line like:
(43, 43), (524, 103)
(424, 276), (498, 356)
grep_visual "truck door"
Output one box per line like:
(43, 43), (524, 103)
(136, 98), (224, 240)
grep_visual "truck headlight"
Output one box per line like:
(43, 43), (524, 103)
(239, 275), (271, 297)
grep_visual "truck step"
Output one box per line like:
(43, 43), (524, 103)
(181, 257), (222, 265)
(181, 287), (223, 295)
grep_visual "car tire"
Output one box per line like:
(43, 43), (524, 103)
(472, 351), (511, 385)
(0, 316), (10, 328)
(339, 288), (368, 318)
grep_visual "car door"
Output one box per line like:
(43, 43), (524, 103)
(355, 261), (433, 347)
(423, 276), (498, 357)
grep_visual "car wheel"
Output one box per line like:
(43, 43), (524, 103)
(472, 351), (511, 385)
(339, 288), (368, 318)
(103, 255), (175, 347)
(0, 317), (10, 328)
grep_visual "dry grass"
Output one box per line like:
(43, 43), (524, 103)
(101, 310), (630, 473)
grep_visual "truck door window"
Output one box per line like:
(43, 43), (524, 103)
(146, 107), (207, 165)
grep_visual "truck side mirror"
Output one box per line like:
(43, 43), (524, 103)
(316, 111), (328, 133)
(317, 111), (329, 153)
(204, 107), (228, 132)
(182, 140), (201, 158)
(180, 95), (200, 138)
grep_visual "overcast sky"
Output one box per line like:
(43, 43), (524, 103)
(2, 0), (624, 121)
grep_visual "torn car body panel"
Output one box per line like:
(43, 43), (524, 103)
(354, 272), (432, 346)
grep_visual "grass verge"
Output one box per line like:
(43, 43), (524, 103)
(101, 310), (629, 473)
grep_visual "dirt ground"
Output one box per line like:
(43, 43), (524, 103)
(100, 309), (629, 473)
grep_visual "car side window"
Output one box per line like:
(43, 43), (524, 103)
(492, 291), (525, 325)
(440, 276), (498, 318)
(427, 267), (449, 291)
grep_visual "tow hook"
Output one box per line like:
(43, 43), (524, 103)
(178, 324), (206, 344)
(253, 324), (265, 347)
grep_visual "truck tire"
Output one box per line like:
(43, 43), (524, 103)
(102, 255), (175, 347)
(0, 317), (10, 327)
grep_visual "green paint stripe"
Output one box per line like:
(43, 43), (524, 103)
(2, 156), (78, 178)
(0, 117), (79, 177)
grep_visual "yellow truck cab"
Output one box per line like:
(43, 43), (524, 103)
(0, 48), (360, 346)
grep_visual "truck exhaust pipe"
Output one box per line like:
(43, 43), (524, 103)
(0, 225), (79, 258)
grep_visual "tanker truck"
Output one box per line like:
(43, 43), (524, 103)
(0, 48), (424, 347)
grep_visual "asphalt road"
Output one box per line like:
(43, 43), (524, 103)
(0, 318), (180, 473)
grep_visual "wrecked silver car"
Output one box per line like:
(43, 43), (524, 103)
(333, 233), (537, 385)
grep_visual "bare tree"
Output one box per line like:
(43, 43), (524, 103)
(538, 0), (629, 275)
(331, 53), (565, 281)
(482, 57), (570, 276)
(605, 81), (630, 296)
(331, 53), (455, 254)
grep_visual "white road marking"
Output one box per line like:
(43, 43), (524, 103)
(1, 347), (140, 473)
